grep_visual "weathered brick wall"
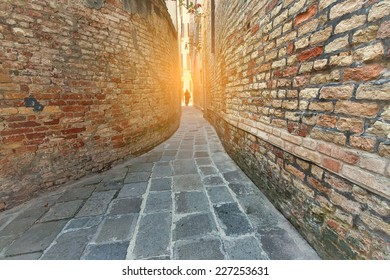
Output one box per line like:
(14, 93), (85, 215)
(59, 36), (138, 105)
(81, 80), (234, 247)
(201, 0), (389, 259)
(0, 0), (181, 208)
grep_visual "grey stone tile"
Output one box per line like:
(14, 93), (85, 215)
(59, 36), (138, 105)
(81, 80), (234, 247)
(40, 200), (84, 222)
(132, 212), (171, 259)
(82, 241), (129, 260)
(107, 198), (142, 215)
(150, 178), (172, 191)
(199, 166), (218, 176)
(196, 158), (213, 166)
(214, 161), (237, 173)
(177, 150), (193, 159)
(236, 194), (281, 230)
(152, 162), (173, 178)
(194, 151), (209, 158)
(41, 226), (98, 260)
(206, 186), (235, 204)
(5, 220), (67, 256)
(258, 228), (303, 260)
(144, 191), (172, 213)
(213, 203), (253, 236)
(203, 175), (225, 186)
(175, 191), (209, 214)
(6, 252), (42, 260)
(95, 180), (123, 191)
(0, 236), (16, 254)
(118, 182), (148, 198)
(124, 172), (151, 183)
(173, 174), (203, 192)
(94, 215), (138, 243)
(57, 185), (95, 202)
(194, 145), (208, 151)
(224, 236), (268, 260)
(174, 238), (225, 260)
(76, 191), (116, 218)
(65, 216), (103, 231)
(223, 170), (248, 184)
(228, 183), (258, 196)
(173, 159), (198, 175)
(128, 163), (154, 172)
(163, 150), (177, 157)
(211, 152), (232, 163)
(173, 213), (217, 241)
(0, 217), (38, 238)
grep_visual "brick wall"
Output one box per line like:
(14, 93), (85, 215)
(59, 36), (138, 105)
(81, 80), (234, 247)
(200, 0), (389, 259)
(0, 0), (181, 208)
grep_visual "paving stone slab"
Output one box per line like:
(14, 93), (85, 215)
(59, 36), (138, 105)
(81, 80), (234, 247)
(175, 191), (209, 214)
(206, 186), (235, 204)
(228, 183), (258, 196)
(150, 178), (172, 191)
(128, 163), (154, 172)
(199, 166), (218, 176)
(95, 180), (123, 191)
(213, 203), (253, 236)
(195, 158), (213, 166)
(203, 175), (225, 186)
(152, 162), (173, 178)
(76, 191), (116, 218)
(0, 217), (40, 238)
(223, 170), (248, 184)
(163, 150), (177, 157)
(235, 194), (281, 230)
(124, 172), (151, 183)
(132, 212), (171, 259)
(40, 200), (84, 222)
(173, 159), (198, 175)
(174, 238), (225, 260)
(94, 214), (138, 243)
(258, 228), (314, 260)
(107, 198), (142, 215)
(214, 161), (238, 173)
(65, 216), (103, 231)
(5, 220), (67, 256)
(144, 191), (172, 213)
(224, 236), (268, 260)
(41, 226), (98, 260)
(173, 174), (203, 192)
(5, 252), (41, 260)
(118, 182), (148, 198)
(57, 185), (95, 202)
(177, 150), (194, 159)
(194, 151), (209, 158)
(173, 213), (217, 241)
(83, 241), (129, 260)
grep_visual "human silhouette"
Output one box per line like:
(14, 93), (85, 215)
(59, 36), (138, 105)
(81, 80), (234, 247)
(184, 90), (191, 106)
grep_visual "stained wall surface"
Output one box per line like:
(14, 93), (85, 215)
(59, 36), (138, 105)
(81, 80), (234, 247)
(200, 0), (390, 259)
(0, 0), (181, 208)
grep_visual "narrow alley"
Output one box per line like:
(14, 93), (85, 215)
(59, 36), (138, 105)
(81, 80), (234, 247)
(0, 107), (319, 260)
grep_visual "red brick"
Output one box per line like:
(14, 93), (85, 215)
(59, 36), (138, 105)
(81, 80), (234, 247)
(251, 24), (259, 35)
(295, 4), (318, 27)
(287, 122), (310, 137)
(61, 127), (86, 135)
(343, 64), (384, 81)
(322, 156), (341, 172)
(8, 121), (41, 128)
(286, 164), (306, 180)
(297, 46), (323, 62)
(307, 176), (331, 195)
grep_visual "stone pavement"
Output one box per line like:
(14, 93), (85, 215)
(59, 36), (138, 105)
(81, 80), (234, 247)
(0, 107), (320, 260)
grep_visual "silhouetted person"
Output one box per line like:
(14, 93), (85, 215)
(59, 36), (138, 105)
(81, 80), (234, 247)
(184, 89), (191, 106)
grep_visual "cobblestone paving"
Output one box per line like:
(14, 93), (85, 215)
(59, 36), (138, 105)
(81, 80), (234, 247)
(0, 107), (320, 260)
